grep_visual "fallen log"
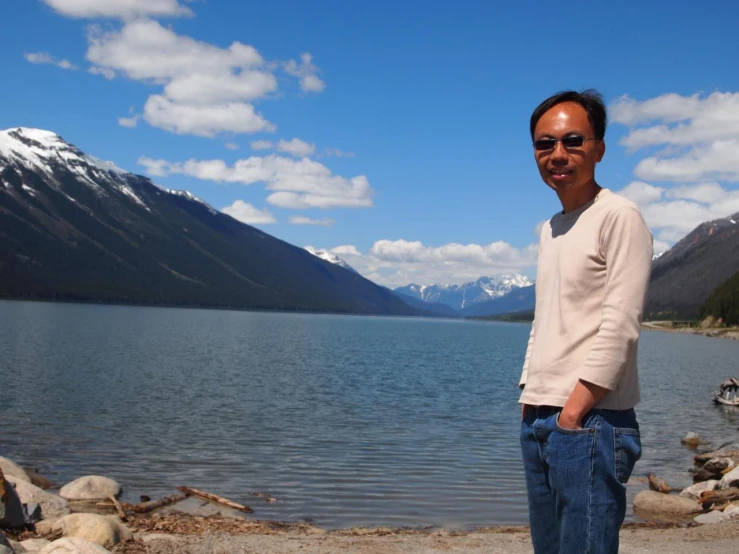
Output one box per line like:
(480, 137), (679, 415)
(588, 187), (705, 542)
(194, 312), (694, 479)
(699, 487), (739, 510)
(176, 487), (253, 513)
(648, 473), (672, 494)
(134, 493), (189, 514)
(107, 494), (127, 522)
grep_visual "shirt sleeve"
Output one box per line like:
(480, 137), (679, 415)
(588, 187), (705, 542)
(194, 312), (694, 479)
(579, 206), (653, 390)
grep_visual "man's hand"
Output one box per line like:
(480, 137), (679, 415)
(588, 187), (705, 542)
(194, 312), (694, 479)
(522, 403), (531, 420)
(559, 379), (607, 429)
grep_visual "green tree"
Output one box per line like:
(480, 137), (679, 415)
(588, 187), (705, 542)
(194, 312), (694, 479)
(701, 271), (739, 325)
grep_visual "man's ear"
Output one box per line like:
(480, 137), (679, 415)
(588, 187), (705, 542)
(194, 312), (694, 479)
(596, 140), (606, 163)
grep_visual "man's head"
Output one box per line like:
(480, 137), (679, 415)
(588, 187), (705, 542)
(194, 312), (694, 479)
(530, 90), (607, 199)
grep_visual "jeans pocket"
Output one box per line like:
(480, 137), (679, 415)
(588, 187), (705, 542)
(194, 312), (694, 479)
(614, 428), (642, 484)
(554, 412), (597, 434)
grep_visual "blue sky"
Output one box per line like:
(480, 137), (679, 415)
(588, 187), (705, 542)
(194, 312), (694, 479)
(2, 0), (739, 287)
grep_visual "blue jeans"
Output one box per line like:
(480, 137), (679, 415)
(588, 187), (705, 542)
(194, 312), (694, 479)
(520, 406), (642, 554)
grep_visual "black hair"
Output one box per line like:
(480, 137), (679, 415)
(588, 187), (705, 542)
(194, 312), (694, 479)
(529, 89), (607, 141)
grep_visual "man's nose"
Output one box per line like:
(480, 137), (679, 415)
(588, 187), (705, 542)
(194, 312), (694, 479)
(550, 141), (568, 163)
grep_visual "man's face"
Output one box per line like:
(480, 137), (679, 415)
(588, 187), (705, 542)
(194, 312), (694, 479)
(533, 101), (605, 194)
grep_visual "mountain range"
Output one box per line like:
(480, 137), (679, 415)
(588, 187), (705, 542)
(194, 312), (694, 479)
(1, 126), (735, 321)
(0, 127), (421, 316)
(395, 275), (534, 311)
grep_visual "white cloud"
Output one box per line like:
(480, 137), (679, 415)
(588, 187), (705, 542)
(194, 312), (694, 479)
(633, 140), (739, 182)
(24, 52), (77, 70)
(276, 138), (316, 157)
(250, 140), (274, 150)
(289, 215), (335, 227)
(324, 148), (355, 158)
(617, 181), (666, 205)
(137, 157), (171, 177)
(70, 18), (325, 138)
(284, 52), (326, 93)
(309, 241), (538, 288)
(221, 200), (276, 225)
(614, 182), (739, 251)
(225, 142), (240, 151)
(43, 0), (193, 19)
(89, 65), (115, 79)
(118, 115), (139, 128)
(143, 95), (275, 137)
(611, 92), (739, 183)
(137, 154), (374, 210)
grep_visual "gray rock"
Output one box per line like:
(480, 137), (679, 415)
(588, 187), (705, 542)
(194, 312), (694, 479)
(37, 537), (110, 554)
(0, 531), (13, 554)
(694, 510), (731, 524)
(694, 457), (736, 482)
(0, 458), (31, 484)
(679, 479), (720, 501)
(633, 490), (703, 515)
(1, 472), (27, 528)
(59, 477), (120, 502)
(719, 466), (739, 489)
(52, 514), (131, 548)
(19, 539), (51, 553)
(4, 477), (70, 521)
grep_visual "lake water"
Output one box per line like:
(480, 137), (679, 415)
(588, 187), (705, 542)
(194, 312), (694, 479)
(1, 300), (738, 530)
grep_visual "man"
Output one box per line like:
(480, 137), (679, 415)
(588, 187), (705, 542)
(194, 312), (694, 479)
(519, 90), (653, 554)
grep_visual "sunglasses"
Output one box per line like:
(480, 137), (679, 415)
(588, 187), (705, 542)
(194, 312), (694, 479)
(533, 135), (597, 151)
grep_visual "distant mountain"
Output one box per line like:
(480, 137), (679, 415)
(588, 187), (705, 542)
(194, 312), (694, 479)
(395, 274), (533, 311)
(646, 211), (739, 319)
(304, 247), (357, 273)
(393, 292), (461, 317)
(460, 285), (536, 317)
(0, 127), (423, 316)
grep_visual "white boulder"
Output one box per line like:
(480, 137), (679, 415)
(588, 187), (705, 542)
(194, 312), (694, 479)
(59, 477), (120, 502)
(633, 490), (703, 514)
(52, 513), (131, 548)
(38, 537), (110, 554)
(0, 458), (31, 484)
(719, 466), (739, 489)
(679, 479), (720, 501)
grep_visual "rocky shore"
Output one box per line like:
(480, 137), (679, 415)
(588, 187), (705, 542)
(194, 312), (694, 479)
(3, 434), (739, 553)
(642, 320), (739, 340)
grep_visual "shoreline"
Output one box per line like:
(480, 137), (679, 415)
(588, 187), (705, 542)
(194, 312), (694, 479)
(642, 321), (739, 340)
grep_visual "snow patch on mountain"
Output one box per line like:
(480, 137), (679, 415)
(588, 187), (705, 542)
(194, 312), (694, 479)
(304, 247), (357, 273)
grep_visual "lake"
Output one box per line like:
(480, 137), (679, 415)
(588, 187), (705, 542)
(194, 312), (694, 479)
(1, 300), (738, 529)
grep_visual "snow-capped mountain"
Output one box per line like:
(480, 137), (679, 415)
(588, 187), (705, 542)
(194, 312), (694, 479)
(0, 127), (420, 316)
(0, 127), (215, 212)
(395, 274), (534, 311)
(304, 247), (357, 273)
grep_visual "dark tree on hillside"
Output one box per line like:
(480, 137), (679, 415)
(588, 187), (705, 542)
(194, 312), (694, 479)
(700, 271), (739, 325)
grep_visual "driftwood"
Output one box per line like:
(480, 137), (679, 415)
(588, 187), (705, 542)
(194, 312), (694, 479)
(134, 493), (189, 514)
(107, 494), (127, 521)
(713, 378), (739, 406)
(699, 487), (739, 509)
(648, 473), (672, 494)
(176, 487), (253, 514)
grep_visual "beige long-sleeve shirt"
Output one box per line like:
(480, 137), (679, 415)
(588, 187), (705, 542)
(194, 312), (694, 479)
(519, 189), (653, 410)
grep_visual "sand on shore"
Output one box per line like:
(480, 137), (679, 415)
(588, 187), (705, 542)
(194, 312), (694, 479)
(112, 518), (739, 554)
